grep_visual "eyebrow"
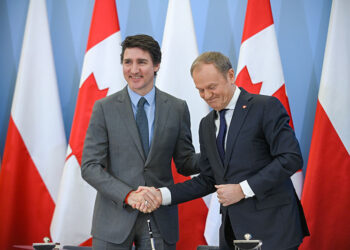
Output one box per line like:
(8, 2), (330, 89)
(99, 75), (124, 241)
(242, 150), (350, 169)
(123, 58), (149, 63)
(137, 58), (148, 63)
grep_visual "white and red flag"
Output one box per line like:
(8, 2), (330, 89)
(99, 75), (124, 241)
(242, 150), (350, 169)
(0, 0), (67, 249)
(300, 0), (350, 249)
(50, 0), (124, 246)
(236, 0), (303, 197)
(155, 0), (209, 249)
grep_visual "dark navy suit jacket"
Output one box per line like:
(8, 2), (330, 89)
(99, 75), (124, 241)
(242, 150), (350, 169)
(169, 88), (309, 249)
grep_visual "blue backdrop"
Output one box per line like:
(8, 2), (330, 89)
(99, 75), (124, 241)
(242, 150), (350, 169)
(0, 0), (332, 174)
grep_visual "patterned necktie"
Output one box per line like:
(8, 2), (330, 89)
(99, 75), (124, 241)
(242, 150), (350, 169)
(136, 97), (149, 157)
(216, 109), (228, 164)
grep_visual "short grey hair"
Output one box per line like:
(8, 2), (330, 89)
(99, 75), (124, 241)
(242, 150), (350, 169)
(190, 51), (233, 78)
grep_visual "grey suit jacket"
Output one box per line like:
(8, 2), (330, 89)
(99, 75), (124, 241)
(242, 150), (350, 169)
(169, 88), (309, 249)
(81, 86), (199, 244)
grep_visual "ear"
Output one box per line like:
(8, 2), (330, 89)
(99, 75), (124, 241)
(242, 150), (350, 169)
(228, 68), (235, 83)
(154, 63), (160, 73)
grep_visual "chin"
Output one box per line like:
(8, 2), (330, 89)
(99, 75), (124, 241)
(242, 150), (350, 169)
(208, 103), (218, 109)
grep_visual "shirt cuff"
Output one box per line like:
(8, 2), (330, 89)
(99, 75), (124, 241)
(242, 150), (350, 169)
(124, 190), (133, 205)
(240, 180), (255, 198)
(159, 187), (171, 205)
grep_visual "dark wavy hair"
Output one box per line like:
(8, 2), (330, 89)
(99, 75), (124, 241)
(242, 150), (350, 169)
(120, 34), (161, 67)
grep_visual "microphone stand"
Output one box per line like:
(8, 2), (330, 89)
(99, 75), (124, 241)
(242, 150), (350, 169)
(147, 219), (156, 250)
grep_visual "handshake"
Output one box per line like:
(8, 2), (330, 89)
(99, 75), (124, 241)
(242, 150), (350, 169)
(127, 186), (163, 213)
(125, 184), (246, 213)
(126, 183), (246, 213)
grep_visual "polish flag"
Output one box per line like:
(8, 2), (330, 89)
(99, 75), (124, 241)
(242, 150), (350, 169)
(155, 0), (209, 249)
(0, 0), (67, 249)
(50, 0), (124, 246)
(236, 0), (303, 198)
(300, 0), (350, 249)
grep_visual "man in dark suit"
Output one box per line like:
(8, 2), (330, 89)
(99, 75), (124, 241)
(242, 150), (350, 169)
(81, 34), (199, 250)
(137, 51), (309, 249)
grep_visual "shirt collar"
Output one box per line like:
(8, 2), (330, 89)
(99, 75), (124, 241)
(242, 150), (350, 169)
(127, 86), (156, 107)
(226, 86), (240, 110)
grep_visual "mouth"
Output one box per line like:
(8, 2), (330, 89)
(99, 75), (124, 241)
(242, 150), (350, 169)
(130, 75), (142, 79)
(206, 98), (216, 103)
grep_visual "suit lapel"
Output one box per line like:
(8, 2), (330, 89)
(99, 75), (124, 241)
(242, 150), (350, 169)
(115, 87), (146, 161)
(207, 110), (225, 168)
(224, 89), (251, 170)
(145, 88), (170, 165)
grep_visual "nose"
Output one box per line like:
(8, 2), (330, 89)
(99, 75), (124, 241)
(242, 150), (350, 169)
(203, 90), (212, 100)
(131, 63), (139, 74)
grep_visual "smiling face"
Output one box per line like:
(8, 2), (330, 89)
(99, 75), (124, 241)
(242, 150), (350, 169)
(193, 63), (236, 111)
(122, 47), (160, 96)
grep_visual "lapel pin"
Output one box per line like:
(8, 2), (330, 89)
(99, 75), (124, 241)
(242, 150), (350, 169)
(242, 105), (247, 109)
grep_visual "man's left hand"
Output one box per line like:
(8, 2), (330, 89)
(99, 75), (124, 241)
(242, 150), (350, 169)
(215, 184), (245, 206)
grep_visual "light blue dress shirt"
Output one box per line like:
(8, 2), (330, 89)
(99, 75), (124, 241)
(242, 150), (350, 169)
(127, 86), (155, 147)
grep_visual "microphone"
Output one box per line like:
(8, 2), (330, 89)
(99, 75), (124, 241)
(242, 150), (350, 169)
(147, 219), (156, 250)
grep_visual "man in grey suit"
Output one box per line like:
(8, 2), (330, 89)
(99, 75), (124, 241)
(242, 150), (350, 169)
(137, 52), (309, 249)
(81, 34), (199, 250)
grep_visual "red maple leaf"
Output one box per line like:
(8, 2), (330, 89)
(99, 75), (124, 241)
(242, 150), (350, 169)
(236, 66), (263, 94)
(68, 73), (109, 165)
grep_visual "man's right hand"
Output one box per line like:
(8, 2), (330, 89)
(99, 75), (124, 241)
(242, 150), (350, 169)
(130, 186), (162, 213)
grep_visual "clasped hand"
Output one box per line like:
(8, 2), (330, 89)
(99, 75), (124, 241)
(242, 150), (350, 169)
(215, 183), (245, 206)
(127, 186), (162, 213)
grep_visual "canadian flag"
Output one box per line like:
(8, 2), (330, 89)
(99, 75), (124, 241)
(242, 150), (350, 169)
(236, 0), (303, 197)
(155, 0), (209, 249)
(300, 0), (350, 249)
(0, 0), (67, 249)
(50, 0), (124, 246)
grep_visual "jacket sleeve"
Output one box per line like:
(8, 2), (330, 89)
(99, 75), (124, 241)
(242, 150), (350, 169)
(169, 118), (216, 204)
(81, 101), (133, 204)
(172, 101), (201, 176)
(247, 97), (303, 200)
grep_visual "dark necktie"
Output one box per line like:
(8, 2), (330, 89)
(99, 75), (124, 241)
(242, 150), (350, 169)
(136, 97), (149, 157)
(216, 109), (228, 164)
